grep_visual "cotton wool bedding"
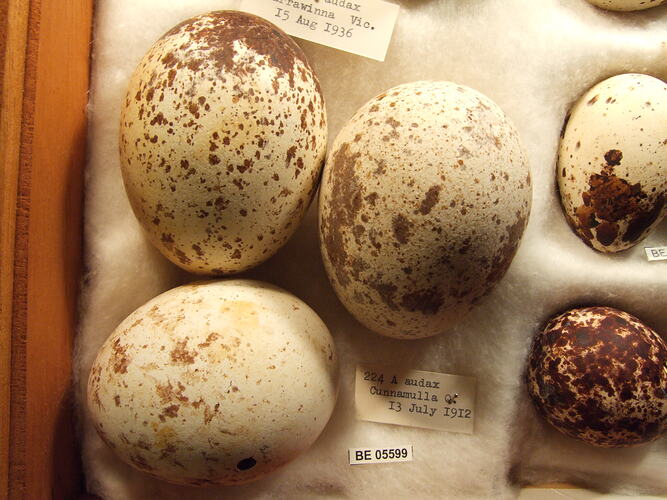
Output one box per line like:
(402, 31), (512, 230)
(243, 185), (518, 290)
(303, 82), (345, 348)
(76, 1), (667, 498)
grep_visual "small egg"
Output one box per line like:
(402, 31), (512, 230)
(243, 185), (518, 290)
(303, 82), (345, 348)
(87, 280), (339, 486)
(319, 81), (532, 339)
(526, 306), (667, 447)
(585, 0), (666, 11)
(120, 11), (327, 274)
(558, 73), (667, 252)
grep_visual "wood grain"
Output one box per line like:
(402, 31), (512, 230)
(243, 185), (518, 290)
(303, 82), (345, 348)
(0, 0), (31, 496)
(2, 0), (94, 498)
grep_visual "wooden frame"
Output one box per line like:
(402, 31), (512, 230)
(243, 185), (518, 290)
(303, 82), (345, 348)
(1, 0), (93, 498)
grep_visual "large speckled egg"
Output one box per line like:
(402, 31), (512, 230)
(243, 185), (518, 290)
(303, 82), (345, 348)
(558, 73), (666, 252)
(87, 280), (338, 486)
(527, 306), (667, 447)
(319, 81), (532, 339)
(585, 0), (666, 11)
(120, 11), (327, 274)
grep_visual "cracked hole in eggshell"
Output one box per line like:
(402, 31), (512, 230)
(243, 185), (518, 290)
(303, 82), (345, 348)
(236, 457), (257, 471)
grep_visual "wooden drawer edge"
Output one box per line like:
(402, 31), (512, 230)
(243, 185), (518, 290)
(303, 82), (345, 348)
(1, 0), (93, 498)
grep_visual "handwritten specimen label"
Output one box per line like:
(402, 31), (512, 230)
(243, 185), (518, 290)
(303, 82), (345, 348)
(240, 0), (400, 61)
(355, 364), (477, 433)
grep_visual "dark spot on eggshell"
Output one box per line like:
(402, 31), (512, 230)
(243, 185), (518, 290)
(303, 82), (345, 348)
(527, 306), (667, 447)
(161, 233), (175, 245)
(400, 287), (444, 315)
(385, 116), (401, 129)
(188, 103), (200, 118)
(237, 159), (253, 173)
(417, 185), (442, 215)
(622, 193), (664, 243)
(568, 165), (662, 249)
(173, 248), (192, 265)
(604, 149), (622, 166)
(286, 145), (297, 166)
(149, 112), (168, 126)
(595, 221), (618, 246)
(162, 404), (180, 418)
(484, 213), (527, 288)
(352, 224), (365, 245)
(155, 380), (189, 405)
(320, 143), (362, 288)
(392, 214), (413, 245)
(169, 340), (197, 365)
(574, 203), (597, 240)
(111, 338), (131, 374)
(214, 196), (229, 211)
(368, 281), (399, 311)
(197, 332), (220, 349)
(295, 157), (305, 177)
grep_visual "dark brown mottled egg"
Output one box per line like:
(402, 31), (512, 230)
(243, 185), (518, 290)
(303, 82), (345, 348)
(120, 11), (327, 274)
(87, 280), (338, 485)
(527, 306), (667, 447)
(319, 81), (532, 339)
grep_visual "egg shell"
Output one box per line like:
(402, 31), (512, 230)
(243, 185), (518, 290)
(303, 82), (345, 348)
(319, 81), (532, 339)
(526, 306), (667, 447)
(585, 0), (666, 11)
(87, 280), (338, 486)
(120, 11), (327, 274)
(558, 73), (667, 252)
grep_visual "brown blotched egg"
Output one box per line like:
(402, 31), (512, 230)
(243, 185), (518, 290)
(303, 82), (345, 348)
(319, 81), (532, 339)
(527, 306), (667, 447)
(558, 73), (667, 253)
(585, 0), (666, 11)
(120, 11), (327, 274)
(87, 280), (338, 486)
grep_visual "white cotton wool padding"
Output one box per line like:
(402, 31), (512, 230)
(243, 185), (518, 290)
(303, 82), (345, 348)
(76, 0), (667, 498)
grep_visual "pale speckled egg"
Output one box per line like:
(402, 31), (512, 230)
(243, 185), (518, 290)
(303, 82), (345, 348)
(527, 306), (667, 447)
(558, 73), (667, 252)
(319, 81), (532, 339)
(120, 11), (327, 274)
(585, 0), (666, 11)
(87, 280), (338, 486)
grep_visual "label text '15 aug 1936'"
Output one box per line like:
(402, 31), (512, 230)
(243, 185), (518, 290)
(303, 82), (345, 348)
(240, 0), (400, 61)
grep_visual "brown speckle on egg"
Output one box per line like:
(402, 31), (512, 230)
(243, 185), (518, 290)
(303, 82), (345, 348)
(526, 306), (667, 447)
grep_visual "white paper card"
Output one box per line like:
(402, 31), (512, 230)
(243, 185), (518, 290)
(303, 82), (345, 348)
(355, 365), (477, 433)
(348, 445), (414, 465)
(645, 247), (667, 261)
(240, 0), (400, 61)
